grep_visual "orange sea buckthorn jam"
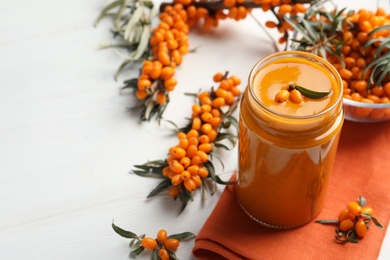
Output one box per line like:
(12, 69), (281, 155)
(236, 51), (344, 228)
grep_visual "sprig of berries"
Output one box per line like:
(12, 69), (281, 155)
(315, 196), (383, 243)
(112, 222), (195, 259)
(132, 71), (241, 212)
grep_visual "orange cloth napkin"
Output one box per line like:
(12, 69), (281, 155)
(193, 120), (390, 260)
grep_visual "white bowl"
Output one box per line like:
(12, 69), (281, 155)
(343, 98), (390, 123)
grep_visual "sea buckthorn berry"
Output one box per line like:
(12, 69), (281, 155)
(339, 69), (353, 80)
(136, 89), (148, 100)
(180, 157), (191, 168)
(215, 88), (228, 99)
(200, 104), (212, 113)
(191, 175), (202, 187)
(164, 238), (180, 251)
(171, 147), (186, 159)
(192, 117), (201, 130)
(168, 185), (180, 197)
(162, 167), (170, 177)
(213, 72), (224, 82)
(339, 208), (356, 222)
(156, 91), (167, 105)
(159, 248), (170, 260)
(230, 75), (241, 85)
(161, 66), (175, 80)
(186, 145), (198, 158)
(199, 143), (213, 153)
(230, 86), (241, 96)
(170, 160), (184, 174)
(187, 165), (199, 175)
(210, 117), (221, 127)
(181, 170), (191, 180)
(201, 112), (213, 122)
(141, 237), (157, 250)
(351, 92), (362, 101)
(347, 201), (362, 216)
(157, 229), (168, 243)
(190, 155), (201, 166)
(171, 174), (183, 185)
(198, 167), (209, 178)
(192, 104), (202, 115)
(225, 91), (235, 105)
(196, 150), (209, 162)
(164, 78), (177, 91)
(187, 129), (199, 139)
(355, 219), (368, 237)
(361, 207), (374, 219)
(177, 132), (186, 140)
(187, 137), (198, 147)
(354, 80), (368, 92)
(265, 21), (278, 28)
(179, 138), (189, 149)
(137, 79), (152, 90)
(200, 123), (213, 134)
(207, 129), (218, 141)
(290, 89), (304, 104)
(211, 109), (221, 118)
(184, 178), (196, 191)
(339, 219), (355, 231)
(199, 135), (210, 144)
(275, 89), (290, 103)
(212, 97), (226, 108)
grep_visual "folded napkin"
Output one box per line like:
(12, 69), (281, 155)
(193, 120), (390, 260)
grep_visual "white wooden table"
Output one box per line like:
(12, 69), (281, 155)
(1, 0), (389, 259)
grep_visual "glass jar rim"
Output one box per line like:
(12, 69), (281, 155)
(248, 51), (343, 120)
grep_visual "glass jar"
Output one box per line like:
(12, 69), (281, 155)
(236, 51), (344, 229)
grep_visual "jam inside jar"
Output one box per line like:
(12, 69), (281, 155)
(236, 51), (344, 229)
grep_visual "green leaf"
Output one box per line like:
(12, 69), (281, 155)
(130, 246), (145, 256)
(295, 85), (331, 99)
(204, 161), (235, 185)
(132, 170), (163, 178)
(94, 0), (122, 27)
(124, 6), (144, 41)
(371, 216), (384, 230)
(152, 249), (159, 260)
(214, 142), (231, 151)
(315, 219), (339, 224)
(358, 196), (366, 208)
(112, 221), (138, 239)
(168, 232), (196, 241)
(147, 178), (172, 198)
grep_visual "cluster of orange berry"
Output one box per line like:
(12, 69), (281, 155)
(336, 9), (390, 101)
(136, 3), (190, 105)
(135, 0), (254, 107)
(316, 196), (383, 243)
(163, 72), (241, 197)
(275, 86), (304, 104)
(112, 222), (195, 260)
(141, 229), (181, 260)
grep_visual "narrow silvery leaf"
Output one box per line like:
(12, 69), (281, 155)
(295, 85), (331, 99)
(94, 0), (122, 26)
(132, 25), (151, 60)
(124, 6), (144, 41)
(112, 221), (138, 239)
(114, 0), (129, 32)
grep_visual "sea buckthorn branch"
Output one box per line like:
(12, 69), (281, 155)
(286, 1), (390, 119)
(96, 0), (317, 121)
(315, 196), (383, 244)
(112, 222), (195, 259)
(132, 72), (241, 212)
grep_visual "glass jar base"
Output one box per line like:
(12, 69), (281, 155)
(237, 199), (313, 230)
